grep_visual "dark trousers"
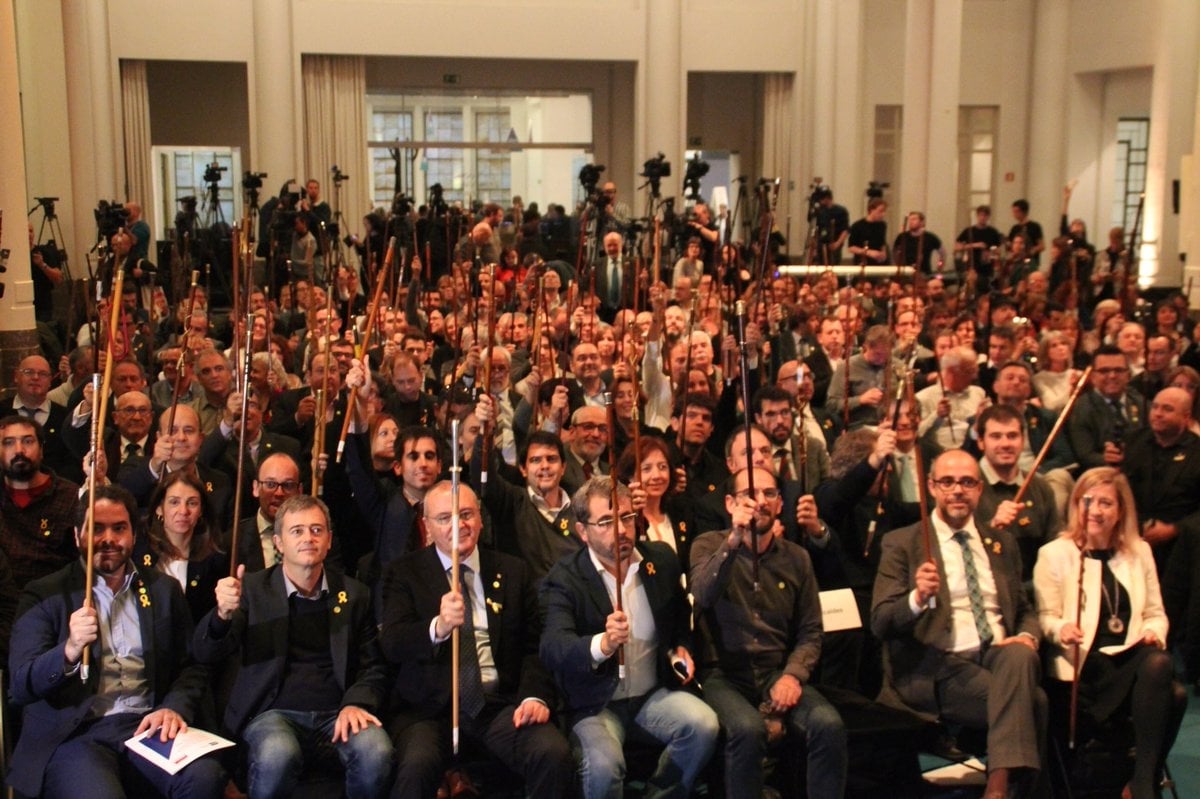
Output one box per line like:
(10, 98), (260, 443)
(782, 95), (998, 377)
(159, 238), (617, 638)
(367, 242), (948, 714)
(702, 672), (847, 799)
(390, 699), (572, 799)
(40, 712), (227, 799)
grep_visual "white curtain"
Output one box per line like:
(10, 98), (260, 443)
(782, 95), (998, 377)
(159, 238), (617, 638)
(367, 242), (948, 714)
(119, 59), (154, 237)
(302, 55), (367, 206)
(759, 73), (794, 227)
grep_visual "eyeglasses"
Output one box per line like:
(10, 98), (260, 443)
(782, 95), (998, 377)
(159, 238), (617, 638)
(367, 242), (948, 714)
(734, 488), (781, 501)
(117, 408), (153, 416)
(931, 477), (981, 491)
(587, 512), (638, 532)
(429, 509), (480, 526)
(19, 369), (52, 379)
(574, 422), (608, 434)
(257, 479), (300, 493)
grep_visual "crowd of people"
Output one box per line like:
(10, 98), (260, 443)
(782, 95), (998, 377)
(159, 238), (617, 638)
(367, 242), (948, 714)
(1, 180), (1195, 798)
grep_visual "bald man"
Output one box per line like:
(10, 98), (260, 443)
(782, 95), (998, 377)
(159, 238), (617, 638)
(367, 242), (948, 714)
(872, 450), (1046, 798)
(1121, 386), (1200, 571)
(0, 355), (71, 477)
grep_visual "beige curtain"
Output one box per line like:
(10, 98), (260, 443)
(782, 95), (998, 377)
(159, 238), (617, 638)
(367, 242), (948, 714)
(119, 59), (154, 237)
(302, 55), (367, 206)
(759, 73), (794, 223)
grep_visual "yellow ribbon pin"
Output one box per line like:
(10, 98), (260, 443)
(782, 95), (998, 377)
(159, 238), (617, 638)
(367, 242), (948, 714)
(139, 595), (151, 608)
(645, 562), (656, 576)
(143, 554), (153, 566)
(337, 591), (348, 604)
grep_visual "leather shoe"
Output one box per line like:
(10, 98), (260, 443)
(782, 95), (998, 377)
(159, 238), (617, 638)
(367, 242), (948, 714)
(445, 769), (480, 799)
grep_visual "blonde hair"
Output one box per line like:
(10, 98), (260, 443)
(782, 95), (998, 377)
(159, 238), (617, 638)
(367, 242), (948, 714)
(1062, 467), (1140, 554)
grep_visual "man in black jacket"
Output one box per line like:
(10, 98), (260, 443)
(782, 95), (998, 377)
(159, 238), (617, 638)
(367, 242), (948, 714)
(381, 481), (572, 797)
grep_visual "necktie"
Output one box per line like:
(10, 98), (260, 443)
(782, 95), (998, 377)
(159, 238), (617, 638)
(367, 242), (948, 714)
(19, 407), (37, 421)
(775, 449), (791, 481)
(896, 454), (917, 503)
(952, 531), (994, 649)
(123, 442), (140, 462)
(608, 259), (620, 306)
(1109, 398), (1125, 421)
(453, 565), (487, 718)
(583, 461), (594, 480)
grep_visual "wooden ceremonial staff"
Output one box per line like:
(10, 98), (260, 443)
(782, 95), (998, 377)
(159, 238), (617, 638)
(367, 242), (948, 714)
(903, 374), (934, 563)
(449, 418), (463, 754)
(163, 269), (201, 467)
(675, 289), (700, 458)
(82, 266), (126, 681)
(603, 392), (626, 679)
(479, 265), (498, 496)
(734, 300), (760, 591)
(1007, 365), (1093, 509)
(311, 287), (335, 496)
(336, 237), (394, 463)
(228, 315), (255, 575)
(1069, 495), (1092, 750)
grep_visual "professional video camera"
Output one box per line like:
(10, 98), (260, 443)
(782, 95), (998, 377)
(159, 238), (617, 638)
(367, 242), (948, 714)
(683, 154), (709, 202)
(640, 153), (671, 198)
(242, 171), (267, 192)
(428, 183), (449, 217)
(331, 164), (350, 184)
(578, 163), (606, 201)
(866, 180), (890, 200)
(204, 162), (228, 185)
(94, 199), (130, 241)
(807, 179), (831, 221)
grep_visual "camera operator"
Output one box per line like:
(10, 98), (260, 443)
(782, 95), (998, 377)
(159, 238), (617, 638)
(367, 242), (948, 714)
(600, 181), (632, 234)
(123, 201), (151, 261)
(26, 223), (63, 325)
(300, 178), (332, 229)
(686, 201), (719, 266)
(810, 186), (849, 265)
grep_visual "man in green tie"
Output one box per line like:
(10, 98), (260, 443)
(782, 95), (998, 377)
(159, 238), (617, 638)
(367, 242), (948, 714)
(871, 449), (1046, 799)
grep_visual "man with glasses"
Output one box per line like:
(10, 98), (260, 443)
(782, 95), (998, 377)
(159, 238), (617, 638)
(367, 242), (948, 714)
(563, 406), (610, 494)
(2, 355), (71, 476)
(119, 404), (231, 521)
(63, 387), (157, 484)
(691, 466), (847, 799)
(1068, 344), (1146, 470)
(752, 385), (830, 491)
(382, 481), (573, 797)
(872, 450), (1046, 799)
(235, 452), (303, 572)
(194, 495), (393, 798)
(540, 476), (718, 799)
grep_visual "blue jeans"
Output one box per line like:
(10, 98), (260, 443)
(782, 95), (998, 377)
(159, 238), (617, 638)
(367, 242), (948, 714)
(570, 687), (719, 799)
(702, 674), (847, 799)
(242, 708), (394, 799)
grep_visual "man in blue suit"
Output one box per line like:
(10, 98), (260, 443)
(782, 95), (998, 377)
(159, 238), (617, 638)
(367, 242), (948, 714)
(539, 476), (718, 798)
(7, 485), (226, 799)
(193, 494), (393, 798)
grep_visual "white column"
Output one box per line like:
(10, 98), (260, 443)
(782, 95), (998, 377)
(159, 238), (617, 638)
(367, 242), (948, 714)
(899, 0), (933, 215)
(1182, 0), (1200, 303)
(1025, 0), (1070, 241)
(830, 0), (865, 215)
(252, 0), (300, 182)
(923, 0), (962, 250)
(62, 0), (118, 254)
(642, 0), (684, 172)
(0, 0), (38, 353)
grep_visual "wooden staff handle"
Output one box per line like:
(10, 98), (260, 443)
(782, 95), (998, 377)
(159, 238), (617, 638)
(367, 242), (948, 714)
(449, 419), (462, 754)
(1012, 366), (1093, 505)
(336, 237), (394, 463)
(228, 315), (255, 576)
(603, 394), (626, 679)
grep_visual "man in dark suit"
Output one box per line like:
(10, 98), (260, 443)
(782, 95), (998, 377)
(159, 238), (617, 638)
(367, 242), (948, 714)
(871, 450), (1046, 799)
(804, 316), (846, 410)
(592, 230), (633, 324)
(539, 476), (719, 799)
(193, 495), (393, 798)
(7, 485), (226, 798)
(561, 405), (610, 495)
(118, 404), (231, 521)
(2, 354), (72, 476)
(232, 452), (304, 573)
(1067, 345), (1145, 471)
(197, 386), (303, 516)
(381, 481), (572, 797)
(62, 387), (157, 485)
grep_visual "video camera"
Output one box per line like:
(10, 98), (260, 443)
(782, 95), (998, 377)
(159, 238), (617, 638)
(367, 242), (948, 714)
(242, 172), (267, 192)
(640, 153), (671, 198)
(94, 199), (130, 240)
(683, 154), (708, 202)
(204, 162), (228, 185)
(866, 180), (890, 200)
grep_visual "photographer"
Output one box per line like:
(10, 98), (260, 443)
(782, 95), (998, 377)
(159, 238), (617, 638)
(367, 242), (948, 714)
(300, 178), (332, 229)
(809, 186), (849, 264)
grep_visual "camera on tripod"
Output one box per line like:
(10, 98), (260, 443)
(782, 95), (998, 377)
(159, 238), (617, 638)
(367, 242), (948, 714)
(578, 164), (606, 202)
(683, 154), (709, 202)
(866, 180), (890, 200)
(204, 162), (228, 184)
(640, 153), (671, 198)
(242, 172), (267, 192)
(94, 199), (130, 240)
(331, 165), (350, 184)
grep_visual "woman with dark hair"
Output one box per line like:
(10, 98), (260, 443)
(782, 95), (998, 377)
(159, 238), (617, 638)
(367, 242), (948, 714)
(615, 435), (693, 571)
(368, 412), (401, 482)
(1034, 468), (1186, 798)
(137, 469), (226, 623)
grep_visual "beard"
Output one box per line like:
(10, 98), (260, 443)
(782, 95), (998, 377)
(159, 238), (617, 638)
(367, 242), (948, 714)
(4, 455), (38, 481)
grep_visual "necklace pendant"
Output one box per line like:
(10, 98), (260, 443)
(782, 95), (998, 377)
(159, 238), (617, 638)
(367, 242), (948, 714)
(1107, 615), (1125, 635)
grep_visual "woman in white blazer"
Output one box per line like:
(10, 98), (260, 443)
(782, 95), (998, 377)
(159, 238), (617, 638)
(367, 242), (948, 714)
(1033, 467), (1186, 799)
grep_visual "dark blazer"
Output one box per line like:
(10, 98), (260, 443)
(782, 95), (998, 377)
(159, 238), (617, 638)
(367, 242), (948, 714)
(8, 562), (208, 797)
(132, 537), (227, 625)
(197, 428), (304, 521)
(589, 256), (636, 322)
(803, 347), (836, 409)
(561, 452), (609, 497)
(233, 515), (268, 573)
(870, 520), (1038, 713)
(539, 542), (691, 721)
(1067, 388), (1145, 470)
(1, 400), (73, 479)
(380, 546), (554, 714)
(63, 423), (157, 485)
(191, 565), (388, 737)
(117, 458), (232, 522)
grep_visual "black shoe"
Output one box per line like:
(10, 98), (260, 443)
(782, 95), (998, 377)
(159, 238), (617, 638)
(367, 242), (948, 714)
(929, 732), (970, 761)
